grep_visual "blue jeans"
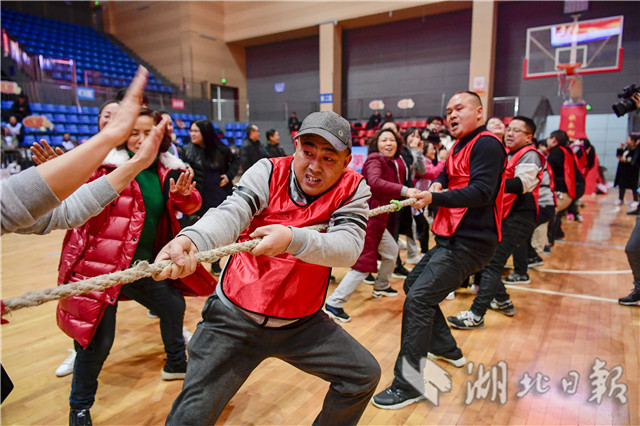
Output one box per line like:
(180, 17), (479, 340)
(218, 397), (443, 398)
(166, 295), (380, 426)
(70, 277), (186, 410)
(392, 238), (492, 393)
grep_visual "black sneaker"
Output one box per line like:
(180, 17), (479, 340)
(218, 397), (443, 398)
(162, 360), (187, 381)
(447, 310), (485, 329)
(489, 298), (516, 316)
(618, 289), (640, 306)
(363, 273), (375, 284)
(372, 286), (399, 298)
(502, 273), (530, 285)
(372, 386), (426, 409)
(69, 409), (92, 426)
(527, 255), (544, 268)
(323, 303), (351, 322)
(543, 245), (551, 254)
(392, 265), (410, 279)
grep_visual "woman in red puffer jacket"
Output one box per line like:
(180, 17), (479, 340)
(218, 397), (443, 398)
(57, 109), (215, 425)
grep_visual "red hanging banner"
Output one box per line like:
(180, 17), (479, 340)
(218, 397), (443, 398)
(559, 104), (587, 140)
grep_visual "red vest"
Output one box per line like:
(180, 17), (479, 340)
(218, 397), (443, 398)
(222, 156), (364, 319)
(558, 145), (576, 198)
(572, 145), (589, 177)
(502, 144), (544, 218)
(431, 131), (506, 240)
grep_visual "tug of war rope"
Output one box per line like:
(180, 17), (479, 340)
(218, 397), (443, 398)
(1, 198), (417, 317)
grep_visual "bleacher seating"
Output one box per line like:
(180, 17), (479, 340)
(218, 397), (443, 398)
(11, 102), (208, 147)
(1, 8), (173, 93)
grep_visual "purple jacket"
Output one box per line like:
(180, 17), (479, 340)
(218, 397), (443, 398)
(352, 153), (405, 272)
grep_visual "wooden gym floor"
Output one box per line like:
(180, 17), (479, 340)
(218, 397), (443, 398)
(1, 191), (638, 425)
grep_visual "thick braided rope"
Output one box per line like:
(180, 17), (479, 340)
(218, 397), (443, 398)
(2, 198), (416, 314)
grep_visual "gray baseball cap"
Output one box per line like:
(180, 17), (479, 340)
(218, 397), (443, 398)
(295, 111), (352, 152)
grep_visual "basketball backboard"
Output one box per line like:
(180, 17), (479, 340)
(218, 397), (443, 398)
(524, 15), (623, 79)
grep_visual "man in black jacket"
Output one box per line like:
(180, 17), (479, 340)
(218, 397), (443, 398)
(447, 116), (543, 328)
(372, 91), (507, 410)
(240, 124), (266, 172)
(264, 129), (286, 158)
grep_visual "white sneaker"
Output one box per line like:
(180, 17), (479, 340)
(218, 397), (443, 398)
(405, 254), (424, 264)
(182, 327), (193, 344)
(631, 201), (639, 209)
(55, 349), (76, 377)
(615, 199), (623, 205)
(470, 284), (479, 293)
(147, 311), (159, 319)
(445, 291), (455, 300)
(398, 238), (407, 250)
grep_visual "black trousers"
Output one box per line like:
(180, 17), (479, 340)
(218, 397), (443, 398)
(513, 205), (555, 275)
(391, 238), (493, 393)
(626, 214), (640, 292)
(470, 213), (537, 317)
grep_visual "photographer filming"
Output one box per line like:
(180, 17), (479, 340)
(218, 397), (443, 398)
(619, 91), (640, 307)
(612, 84), (639, 117)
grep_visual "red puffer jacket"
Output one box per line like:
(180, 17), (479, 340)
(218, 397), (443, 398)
(56, 149), (216, 348)
(352, 152), (406, 273)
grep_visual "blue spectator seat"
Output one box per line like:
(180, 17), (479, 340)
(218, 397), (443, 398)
(30, 102), (43, 112)
(66, 124), (79, 133)
(78, 115), (92, 124)
(78, 124), (91, 134)
(66, 114), (80, 124)
(50, 135), (63, 145)
(56, 123), (67, 133)
(42, 104), (55, 112)
(23, 134), (36, 145)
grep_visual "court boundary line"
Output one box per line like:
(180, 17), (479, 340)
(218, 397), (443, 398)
(504, 284), (619, 303)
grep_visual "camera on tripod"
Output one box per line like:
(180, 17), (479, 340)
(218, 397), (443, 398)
(612, 84), (639, 117)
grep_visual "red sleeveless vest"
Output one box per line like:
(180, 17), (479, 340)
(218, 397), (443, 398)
(558, 145), (576, 198)
(431, 131), (506, 240)
(502, 144), (544, 218)
(222, 156), (364, 319)
(574, 146), (588, 176)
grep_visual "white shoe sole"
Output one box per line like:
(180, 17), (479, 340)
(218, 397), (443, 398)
(323, 308), (351, 323)
(161, 370), (186, 381)
(372, 290), (399, 298)
(371, 394), (426, 410)
(618, 300), (640, 306)
(428, 352), (467, 368)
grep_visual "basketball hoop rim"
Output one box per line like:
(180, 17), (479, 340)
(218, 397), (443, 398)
(557, 62), (583, 75)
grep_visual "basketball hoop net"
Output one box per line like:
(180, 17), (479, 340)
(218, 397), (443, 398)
(557, 62), (584, 104)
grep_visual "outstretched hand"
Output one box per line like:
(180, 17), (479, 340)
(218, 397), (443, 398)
(170, 167), (196, 196)
(30, 139), (64, 165)
(100, 66), (149, 148)
(153, 235), (199, 280)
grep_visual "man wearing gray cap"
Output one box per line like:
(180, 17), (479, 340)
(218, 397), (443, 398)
(155, 111), (430, 424)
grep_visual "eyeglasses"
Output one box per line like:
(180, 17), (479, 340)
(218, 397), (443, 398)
(505, 127), (531, 135)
